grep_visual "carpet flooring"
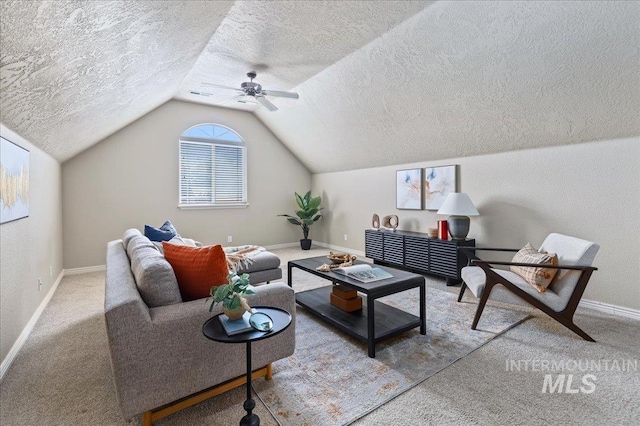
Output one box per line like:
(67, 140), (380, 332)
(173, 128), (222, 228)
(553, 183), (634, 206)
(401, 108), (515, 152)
(1, 246), (638, 425)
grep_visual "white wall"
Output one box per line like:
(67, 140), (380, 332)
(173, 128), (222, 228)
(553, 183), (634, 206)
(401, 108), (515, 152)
(312, 138), (640, 310)
(62, 100), (311, 269)
(0, 124), (63, 363)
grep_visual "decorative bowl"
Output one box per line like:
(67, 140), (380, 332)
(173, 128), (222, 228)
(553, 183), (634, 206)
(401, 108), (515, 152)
(327, 252), (356, 264)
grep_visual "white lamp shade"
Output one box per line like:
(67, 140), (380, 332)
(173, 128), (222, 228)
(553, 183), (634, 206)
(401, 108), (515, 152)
(437, 193), (479, 216)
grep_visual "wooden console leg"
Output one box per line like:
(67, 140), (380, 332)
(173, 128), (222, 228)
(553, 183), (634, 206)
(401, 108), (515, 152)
(266, 363), (273, 380)
(142, 411), (152, 426)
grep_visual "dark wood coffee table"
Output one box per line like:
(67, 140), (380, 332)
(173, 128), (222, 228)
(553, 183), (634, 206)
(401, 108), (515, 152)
(288, 256), (426, 358)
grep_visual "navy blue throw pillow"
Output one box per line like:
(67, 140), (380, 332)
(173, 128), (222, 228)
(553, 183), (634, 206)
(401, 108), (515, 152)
(144, 220), (178, 242)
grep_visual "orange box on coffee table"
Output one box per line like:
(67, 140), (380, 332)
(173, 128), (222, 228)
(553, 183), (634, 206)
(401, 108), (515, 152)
(330, 285), (363, 312)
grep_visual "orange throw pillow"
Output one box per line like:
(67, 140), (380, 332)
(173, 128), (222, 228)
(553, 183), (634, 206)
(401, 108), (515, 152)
(162, 243), (229, 301)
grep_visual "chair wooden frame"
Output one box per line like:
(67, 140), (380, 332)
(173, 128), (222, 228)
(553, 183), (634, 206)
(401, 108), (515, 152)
(457, 247), (598, 342)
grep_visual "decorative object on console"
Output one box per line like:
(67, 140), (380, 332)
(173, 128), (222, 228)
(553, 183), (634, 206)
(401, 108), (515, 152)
(382, 215), (399, 230)
(424, 165), (457, 210)
(278, 190), (323, 250)
(396, 168), (423, 210)
(144, 220), (178, 242)
(438, 220), (448, 240)
(427, 227), (439, 238)
(372, 213), (380, 229)
(0, 136), (30, 224)
(437, 193), (479, 240)
(208, 271), (255, 320)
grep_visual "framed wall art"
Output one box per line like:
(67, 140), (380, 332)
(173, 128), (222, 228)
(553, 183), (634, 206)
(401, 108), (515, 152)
(424, 165), (457, 211)
(396, 168), (423, 210)
(1, 136), (30, 224)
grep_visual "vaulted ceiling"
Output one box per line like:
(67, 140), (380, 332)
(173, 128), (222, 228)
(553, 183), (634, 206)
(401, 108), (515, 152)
(1, 1), (638, 172)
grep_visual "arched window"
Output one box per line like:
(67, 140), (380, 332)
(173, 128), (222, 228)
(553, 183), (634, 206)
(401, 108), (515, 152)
(178, 124), (247, 208)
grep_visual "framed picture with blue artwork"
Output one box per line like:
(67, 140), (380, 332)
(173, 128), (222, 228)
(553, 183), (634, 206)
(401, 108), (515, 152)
(396, 168), (423, 210)
(1, 136), (30, 224)
(424, 165), (457, 211)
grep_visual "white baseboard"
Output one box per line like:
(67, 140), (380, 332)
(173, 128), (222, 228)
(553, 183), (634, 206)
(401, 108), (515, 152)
(0, 270), (64, 381)
(578, 299), (640, 320)
(312, 241), (366, 258)
(64, 265), (106, 275)
(264, 242), (299, 250)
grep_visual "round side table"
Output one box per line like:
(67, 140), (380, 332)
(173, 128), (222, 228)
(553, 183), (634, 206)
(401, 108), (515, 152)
(202, 306), (292, 426)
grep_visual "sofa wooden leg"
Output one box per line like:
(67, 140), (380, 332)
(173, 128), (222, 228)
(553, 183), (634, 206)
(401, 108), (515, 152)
(140, 365), (271, 425)
(266, 363), (273, 380)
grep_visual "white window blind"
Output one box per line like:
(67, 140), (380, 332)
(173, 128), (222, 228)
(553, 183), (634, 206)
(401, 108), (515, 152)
(179, 124), (247, 208)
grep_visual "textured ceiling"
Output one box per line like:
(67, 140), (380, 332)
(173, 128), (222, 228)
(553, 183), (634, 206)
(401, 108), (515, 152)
(0, 1), (233, 161)
(256, 1), (640, 173)
(1, 1), (638, 170)
(174, 0), (430, 109)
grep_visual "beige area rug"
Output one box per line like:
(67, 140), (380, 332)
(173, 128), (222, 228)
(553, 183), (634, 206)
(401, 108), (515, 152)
(253, 264), (529, 426)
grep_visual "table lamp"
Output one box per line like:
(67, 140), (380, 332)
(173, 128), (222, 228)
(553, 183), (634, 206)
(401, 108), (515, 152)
(437, 193), (479, 240)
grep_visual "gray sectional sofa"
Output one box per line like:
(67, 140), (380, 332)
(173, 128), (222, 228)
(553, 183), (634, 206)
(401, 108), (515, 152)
(104, 231), (295, 420)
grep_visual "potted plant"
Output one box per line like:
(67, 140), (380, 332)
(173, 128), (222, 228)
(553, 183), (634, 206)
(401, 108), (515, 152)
(279, 191), (323, 250)
(208, 272), (255, 320)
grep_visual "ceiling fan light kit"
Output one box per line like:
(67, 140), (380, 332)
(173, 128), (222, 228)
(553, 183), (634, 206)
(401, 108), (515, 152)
(199, 71), (299, 111)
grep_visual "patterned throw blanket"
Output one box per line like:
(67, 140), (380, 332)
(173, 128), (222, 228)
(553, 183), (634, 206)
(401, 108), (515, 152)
(224, 245), (266, 271)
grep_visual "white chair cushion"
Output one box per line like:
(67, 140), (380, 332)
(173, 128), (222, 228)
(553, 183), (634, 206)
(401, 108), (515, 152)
(540, 233), (599, 304)
(461, 266), (565, 312)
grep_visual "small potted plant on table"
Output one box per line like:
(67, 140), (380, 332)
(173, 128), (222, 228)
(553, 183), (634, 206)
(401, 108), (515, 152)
(208, 272), (255, 320)
(279, 191), (323, 250)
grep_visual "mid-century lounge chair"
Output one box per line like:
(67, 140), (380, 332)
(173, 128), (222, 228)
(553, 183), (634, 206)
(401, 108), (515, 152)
(457, 233), (599, 341)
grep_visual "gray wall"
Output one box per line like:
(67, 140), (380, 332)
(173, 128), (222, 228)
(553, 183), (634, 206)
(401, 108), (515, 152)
(312, 137), (640, 310)
(0, 124), (63, 363)
(62, 100), (311, 269)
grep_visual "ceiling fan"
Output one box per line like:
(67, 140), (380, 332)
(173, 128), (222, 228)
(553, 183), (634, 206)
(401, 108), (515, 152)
(200, 72), (299, 111)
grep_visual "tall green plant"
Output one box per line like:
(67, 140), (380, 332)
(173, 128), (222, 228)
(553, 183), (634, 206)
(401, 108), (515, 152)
(278, 191), (323, 240)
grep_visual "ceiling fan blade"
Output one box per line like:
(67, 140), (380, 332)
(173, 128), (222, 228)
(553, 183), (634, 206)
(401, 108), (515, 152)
(201, 82), (241, 91)
(256, 96), (278, 111)
(263, 89), (299, 99)
(219, 94), (246, 104)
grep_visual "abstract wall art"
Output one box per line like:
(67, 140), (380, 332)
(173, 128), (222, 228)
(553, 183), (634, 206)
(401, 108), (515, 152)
(1, 137), (30, 224)
(396, 168), (423, 210)
(424, 165), (457, 210)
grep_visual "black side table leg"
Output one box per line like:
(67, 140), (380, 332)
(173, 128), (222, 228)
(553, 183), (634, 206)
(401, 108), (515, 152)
(240, 341), (259, 426)
(287, 263), (293, 287)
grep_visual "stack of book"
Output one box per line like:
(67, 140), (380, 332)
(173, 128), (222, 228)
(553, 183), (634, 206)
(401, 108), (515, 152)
(330, 285), (363, 312)
(219, 312), (253, 336)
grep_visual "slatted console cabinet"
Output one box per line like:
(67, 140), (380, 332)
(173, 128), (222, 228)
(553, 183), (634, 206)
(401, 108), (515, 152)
(365, 229), (475, 286)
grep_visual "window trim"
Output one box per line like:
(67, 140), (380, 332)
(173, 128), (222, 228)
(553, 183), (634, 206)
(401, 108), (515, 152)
(178, 124), (248, 209)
